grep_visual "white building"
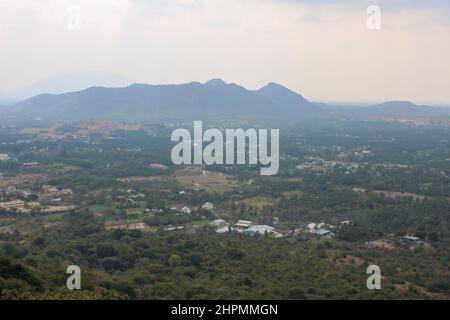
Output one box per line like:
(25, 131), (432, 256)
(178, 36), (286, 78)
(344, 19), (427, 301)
(0, 154), (10, 161)
(210, 219), (227, 227)
(244, 225), (283, 238)
(235, 220), (252, 229)
(181, 206), (192, 214)
(248, 225), (274, 233)
(216, 226), (232, 233)
(202, 202), (214, 211)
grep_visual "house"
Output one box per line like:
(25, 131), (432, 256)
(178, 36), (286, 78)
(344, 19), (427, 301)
(306, 222), (332, 237)
(43, 185), (59, 194)
(202, 202), (214, 211)
(164, 226), (185, 231)
(216, 226), (232, 233)
(128, 193), (145, 199)
(23, 162), (39, 167)
(150, 163), (168, 170)
(235, 220), (252, 229)
(210, 219), (227, 228)
(252, 225), (275, 233)
(311, 229), (332, 237)
(0, 154), (10, 161)
(317, 222), (335, 230)
(60, 188), (73, 195)
(181, 206), (192, 214)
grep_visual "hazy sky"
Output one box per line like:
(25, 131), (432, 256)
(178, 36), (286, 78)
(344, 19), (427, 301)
(1, 0), (450, 104)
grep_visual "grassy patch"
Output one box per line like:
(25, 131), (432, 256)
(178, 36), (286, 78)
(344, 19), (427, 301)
(88, 204), (109, 214)
(126, 209), (144, 223)
(42, 213), (66, 222)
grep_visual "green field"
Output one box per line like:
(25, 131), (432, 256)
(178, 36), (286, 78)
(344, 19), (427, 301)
(126, 209), (145, 223)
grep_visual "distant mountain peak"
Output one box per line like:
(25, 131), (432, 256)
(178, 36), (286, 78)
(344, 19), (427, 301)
(264, 82), (286, 88)
(349, 100), (449, 121)
(129, 83), (151, 88)
(378, 101), (417, 107)
(204, 79), (227, 87)
(257, 82), (310, 108)
(370, 101), (438, 112)
(260, 82), (296, 91)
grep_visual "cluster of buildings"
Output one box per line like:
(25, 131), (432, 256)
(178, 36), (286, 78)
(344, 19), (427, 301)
(0, 184), (75, 214)
(139, 202), (215, 221)
(166, 202), (214, 216)
(296, 156), (364, 173)
(207, 217), (355, 239)
(40, 185), (73, 204)
(302, 222), (335, 238)
(210, 218), (284, 238)
(169, 206), (192, 214)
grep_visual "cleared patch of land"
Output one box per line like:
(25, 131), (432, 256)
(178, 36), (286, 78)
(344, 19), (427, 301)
(364, 239), (396, 250)
(117, 176), (168, 183)
(174, 170), (236, 193)
(105, 221), (157, 233)
(0, 173), (48, 187)
(241, 196), (276, 209)
(19, 121), (154, 139)
(372, 190), (426, 201)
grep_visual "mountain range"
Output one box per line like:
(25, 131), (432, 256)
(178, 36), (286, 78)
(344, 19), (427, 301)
(4, 79), (317, 121)
(2, 78), (449, 123)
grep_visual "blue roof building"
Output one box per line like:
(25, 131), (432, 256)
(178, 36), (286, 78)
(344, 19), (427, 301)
(311, 228), (331, 237)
